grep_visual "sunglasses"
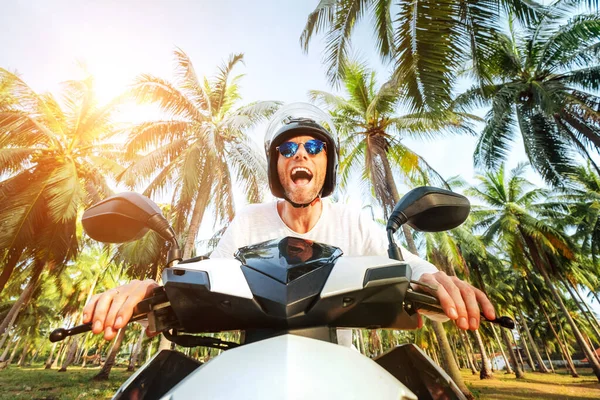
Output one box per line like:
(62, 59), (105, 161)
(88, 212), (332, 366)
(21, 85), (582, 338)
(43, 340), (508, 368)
(276, 139), (326, 158)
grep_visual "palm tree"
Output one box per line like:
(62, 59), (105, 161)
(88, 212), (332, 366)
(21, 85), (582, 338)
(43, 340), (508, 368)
(310, 60), (477, 398)
(466, 162), (600, 380)
(561, 164), (600, 268)
(0, 70), (122, 334)
(424, 227), (495, 379)
(456, 12), (600, 185)
(300, 0), (539, 110)
(309, 61), (475, 218)
(119, 50), (280, 259)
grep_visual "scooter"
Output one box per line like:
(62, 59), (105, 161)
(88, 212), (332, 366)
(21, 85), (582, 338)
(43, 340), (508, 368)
(50, 187), (514, 400)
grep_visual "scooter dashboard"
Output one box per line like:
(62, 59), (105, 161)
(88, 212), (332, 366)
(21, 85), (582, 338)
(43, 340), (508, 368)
(158, 237), (421, 334)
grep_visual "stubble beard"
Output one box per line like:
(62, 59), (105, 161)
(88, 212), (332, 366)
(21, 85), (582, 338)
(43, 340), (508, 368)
(283, 176), (325, 205)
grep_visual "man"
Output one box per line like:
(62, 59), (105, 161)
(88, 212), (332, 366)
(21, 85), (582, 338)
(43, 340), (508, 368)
(83, 102), (495, 341)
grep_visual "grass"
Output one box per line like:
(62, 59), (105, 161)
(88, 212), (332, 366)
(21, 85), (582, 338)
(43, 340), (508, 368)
(0, 364), (599, 399)
(463, 368), (600, 400)
(0, 364), (132, 400)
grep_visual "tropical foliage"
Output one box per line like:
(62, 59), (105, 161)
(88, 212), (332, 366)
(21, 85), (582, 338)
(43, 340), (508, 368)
(118, 50), (280, 258)
(455, 11), (600, 185)
(2, 1), (600, 396)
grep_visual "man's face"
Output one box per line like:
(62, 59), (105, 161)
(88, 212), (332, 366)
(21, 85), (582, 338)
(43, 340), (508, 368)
(277, 134), (327, 205)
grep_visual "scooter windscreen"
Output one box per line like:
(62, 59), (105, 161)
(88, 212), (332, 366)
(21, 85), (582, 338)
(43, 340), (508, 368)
(160, 237), (421, 335)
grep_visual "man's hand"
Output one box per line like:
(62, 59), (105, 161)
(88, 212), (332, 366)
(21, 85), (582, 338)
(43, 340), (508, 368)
(415, 271), (496, 330)
(82, 279), (159, 340)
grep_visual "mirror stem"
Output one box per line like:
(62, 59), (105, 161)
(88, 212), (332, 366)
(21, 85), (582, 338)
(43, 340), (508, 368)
(387, 229), (404, 261)
(166, 240), (183, 267)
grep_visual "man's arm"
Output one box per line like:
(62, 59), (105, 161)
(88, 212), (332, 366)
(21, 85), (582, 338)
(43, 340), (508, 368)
(361, 212), (496, 330)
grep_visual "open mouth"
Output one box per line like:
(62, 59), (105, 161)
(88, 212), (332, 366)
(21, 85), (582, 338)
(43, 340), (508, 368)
(290, 167), (313, 186)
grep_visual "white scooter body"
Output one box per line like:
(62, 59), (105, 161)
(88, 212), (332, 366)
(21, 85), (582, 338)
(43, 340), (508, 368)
(159, 334), (416, 400)
(111, 241), (465, 400)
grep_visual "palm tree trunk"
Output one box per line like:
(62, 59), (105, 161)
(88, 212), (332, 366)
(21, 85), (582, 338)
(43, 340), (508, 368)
(0, 309), (19, 351)
(543, 346), (555, 373)
(584, 332), (600, 365)
(487, 342), (496, 372)
(45, 342), (58, 369)
(518, 311), (549, 373)
(473, 330), (493, 379)
(541, 306), (578, 377)
(541, 267), (600, 379)
(94, 327), (127, 380)
(17, 338), (30, 367)
(5, 337), (21, 366)
(52, 338), (69, 369)
(522, 233), (600, 381)
(450, 337), (462, 369)
(182, 187), (212, 259)
(464, 330), (479, 372)
(0, 246), (25, 294)
(432, 321), (474, 399)
(564, 279), (600, 347)
(0, 261), (44, 335)
(490, 324), (512, 374)
(501, 327), (524, 378)
(358, 329), (366, 355)
(430, 342), (441, 366)
(128, 328), (145, 371)
(515, 322), (535, 371)
(0, 336), (14, 362)
(76, 334), (91, 365)
(58, 336), (79, 372)
(460, 329), (478, 375)
(511, 330), (526, 369)
(30, 342), (44, 364)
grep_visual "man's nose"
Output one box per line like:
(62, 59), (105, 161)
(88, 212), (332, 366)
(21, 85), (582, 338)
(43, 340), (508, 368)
(294, 143), (309, 159)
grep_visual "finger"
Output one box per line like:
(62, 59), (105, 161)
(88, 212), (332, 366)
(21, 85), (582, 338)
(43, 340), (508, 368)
(104, 326), (118, 341)
(434, 273), (469, 330)
(113, 281), (156, 330)
(475, 288), (496, 321)
(91, 293), (115, 334)
(104, 290), (129, 330)
(417, 313), (423, 329)
(82, 294), (101, 324)
(454, 278), (480, 330)
(419, 274), (458, 320)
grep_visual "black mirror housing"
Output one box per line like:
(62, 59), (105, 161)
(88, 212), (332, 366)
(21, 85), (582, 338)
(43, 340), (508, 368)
(387, 187), (470, 233)
(82, 192), (165, 243)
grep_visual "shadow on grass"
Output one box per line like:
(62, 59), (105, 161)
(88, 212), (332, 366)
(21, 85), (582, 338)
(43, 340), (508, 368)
(473, 386), (599, 400)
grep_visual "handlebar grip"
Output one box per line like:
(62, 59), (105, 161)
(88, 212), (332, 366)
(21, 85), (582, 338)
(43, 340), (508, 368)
(49, 288), (169, 342)
(405, 289), (515, 329)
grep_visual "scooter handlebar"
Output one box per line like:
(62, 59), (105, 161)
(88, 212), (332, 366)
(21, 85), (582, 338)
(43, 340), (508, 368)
(49, 288), (169, 342)
(404, 289), (515, 329)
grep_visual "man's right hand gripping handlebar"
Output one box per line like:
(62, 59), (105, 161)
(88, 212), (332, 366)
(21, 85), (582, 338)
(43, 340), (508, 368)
(82, 279), (160, 341)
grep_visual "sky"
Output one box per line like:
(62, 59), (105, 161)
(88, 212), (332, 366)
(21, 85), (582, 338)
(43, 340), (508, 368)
(1, 0), (536, 188)
(3, 1), (599, 311)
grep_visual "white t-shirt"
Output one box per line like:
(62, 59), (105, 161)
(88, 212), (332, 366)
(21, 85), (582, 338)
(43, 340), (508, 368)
(211, 200), (440, 347)
(211, 200), (438, 281)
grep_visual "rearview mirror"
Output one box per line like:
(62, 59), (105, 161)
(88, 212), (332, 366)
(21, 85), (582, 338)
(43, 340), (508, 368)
(386, 187), (470, 233)
(82, 192), (174, 243)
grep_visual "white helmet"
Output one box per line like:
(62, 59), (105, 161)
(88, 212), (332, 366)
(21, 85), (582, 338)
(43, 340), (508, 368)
(264, 103), (338, 203)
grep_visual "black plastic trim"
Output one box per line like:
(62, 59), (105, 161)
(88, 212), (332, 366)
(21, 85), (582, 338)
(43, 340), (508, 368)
(363, 264), (411, 288)
(113, 350), (201, 400)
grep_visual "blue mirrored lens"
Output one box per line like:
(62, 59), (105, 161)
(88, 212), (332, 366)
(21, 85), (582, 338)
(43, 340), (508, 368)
(277, 140), (325, 157)
(304, 139), (325, 155)
(278, 142), (299, 157)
